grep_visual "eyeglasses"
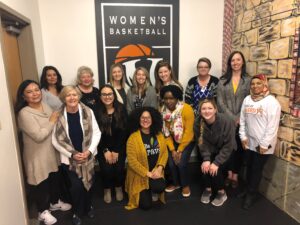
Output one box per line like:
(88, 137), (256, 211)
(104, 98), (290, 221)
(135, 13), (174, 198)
(140, 117), (151, 121)
(101, 93), (113, 97)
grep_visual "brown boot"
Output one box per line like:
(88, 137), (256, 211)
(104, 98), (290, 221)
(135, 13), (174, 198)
(103, 188), (111, 203)
(115, 187), (123, 201)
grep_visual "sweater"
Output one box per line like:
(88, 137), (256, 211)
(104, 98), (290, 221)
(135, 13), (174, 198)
(239, 95), (281, 154)
(125, 131), (168, 210)
(164, 103), (195, 152)
(194, 113), (236, 166)
(18, 102), (59, 185)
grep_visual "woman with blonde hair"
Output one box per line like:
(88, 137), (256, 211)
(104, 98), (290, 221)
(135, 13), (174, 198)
(127, 67), (157, 114)
(108, 63), (129, 105)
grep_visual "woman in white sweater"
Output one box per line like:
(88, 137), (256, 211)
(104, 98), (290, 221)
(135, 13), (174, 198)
(239, 74), (281, 210)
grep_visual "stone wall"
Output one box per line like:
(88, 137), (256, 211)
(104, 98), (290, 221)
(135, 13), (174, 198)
(229, 0), (300, 222)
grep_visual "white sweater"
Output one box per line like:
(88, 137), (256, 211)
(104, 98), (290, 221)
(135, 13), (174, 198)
(239, 95), (281, 154)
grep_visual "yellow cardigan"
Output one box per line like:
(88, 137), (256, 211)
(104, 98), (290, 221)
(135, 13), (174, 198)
(165, 103), (195, 152)
(125, 130), (168, 210)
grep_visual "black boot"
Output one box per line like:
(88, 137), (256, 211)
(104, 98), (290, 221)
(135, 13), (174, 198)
(242, 192), (256, 210)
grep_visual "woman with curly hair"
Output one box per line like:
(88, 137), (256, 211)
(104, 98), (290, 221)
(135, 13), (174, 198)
(96, 84), (128, 203)
(127, 67), (157, 113)
(125, 107), (168, 210)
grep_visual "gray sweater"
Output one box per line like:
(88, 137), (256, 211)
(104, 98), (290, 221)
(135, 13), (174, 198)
(194, 113), (236, 166)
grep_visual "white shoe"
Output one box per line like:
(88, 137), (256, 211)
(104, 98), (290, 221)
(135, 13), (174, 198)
(38, 210), (57, 225)
(50, 200), (72, 211)
(152, 193), (159, 202)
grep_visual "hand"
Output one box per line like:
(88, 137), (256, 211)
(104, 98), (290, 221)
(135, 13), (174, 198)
(235, 117), (240, 126)
(146, 171), (153, 179)
(111, 152), (119, 164)
(72, 153), (86, 164)
(49, 111), (59, 124)
(209, 163), (219, 177)
(259, 146), (268, 154)
(201, 161), (210, 174)
(81, 150), (91, 160)
(104, 151), (113, 164)
(177, 152), (182, 163)
(172, 151), (177, 162)
(152, 166), (163, 179)
(241, 139), (249, 150)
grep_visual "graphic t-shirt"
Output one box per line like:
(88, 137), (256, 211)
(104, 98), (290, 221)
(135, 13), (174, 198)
(141, 132), (160, 170)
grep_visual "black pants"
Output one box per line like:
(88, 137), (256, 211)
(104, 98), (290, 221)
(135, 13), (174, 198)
(139, 178), (166, 210)
(97, 153), (125, 188)
(30, 171), (61, 212)
(244, 150), (269, 193)
(227, 128), (244, 174)
(62, 164), (92, 216)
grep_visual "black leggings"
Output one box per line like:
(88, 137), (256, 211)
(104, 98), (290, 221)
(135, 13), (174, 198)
(139, 178), (166, 210)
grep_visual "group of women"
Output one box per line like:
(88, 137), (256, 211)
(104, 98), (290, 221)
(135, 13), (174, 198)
(15, 51), (281, 225)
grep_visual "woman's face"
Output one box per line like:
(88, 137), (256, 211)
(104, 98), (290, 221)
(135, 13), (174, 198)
(251, 78), (264, 95)
(230, 53), (244, 72)
(200, 102), (217, 122)
(80, 72), (93, 87)
(112, 66), (123, 82)
(100, 87), (114, 106)
(136, 69), (147, 85)
(46, 69), (58, 85)
(197, 61), (210, 77)
(158, 66), (171, 84)
(23, 83), (42, 105)
(65, 89), (79, 108)
(163, 91), (178, 111)
(140, 111), (152, 130)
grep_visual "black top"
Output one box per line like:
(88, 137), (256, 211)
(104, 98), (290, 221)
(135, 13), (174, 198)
(134, 95), (144, 109)
(117, 88), (127, 106)
(67, 111), (83, 152)
(79, 86), (100, 116)
(97, 107), (127, 155)
(141, 132), (160, 171)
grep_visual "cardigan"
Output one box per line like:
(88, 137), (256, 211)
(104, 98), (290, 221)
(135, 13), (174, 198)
(217, 75), (251, 123)
(41, 88), (63, 110)
(164, 103), (195, 152)
(18, 102), (59, 185)
(126, 86), (158, 114)
(239, 95), (281, 154)
(125, 131), (168, 210)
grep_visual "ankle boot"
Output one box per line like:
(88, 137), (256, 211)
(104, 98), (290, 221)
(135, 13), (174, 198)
(104, 188), (112, 203)
(115, 187), (123, 201)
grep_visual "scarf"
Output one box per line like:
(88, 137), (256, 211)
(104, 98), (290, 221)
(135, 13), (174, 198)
(161, 101), (184, 143)
(55, 103), (94, 190)
(250, 74), (270, 102)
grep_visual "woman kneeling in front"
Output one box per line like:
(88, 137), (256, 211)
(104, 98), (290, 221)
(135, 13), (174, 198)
(125, 107), (168, 210)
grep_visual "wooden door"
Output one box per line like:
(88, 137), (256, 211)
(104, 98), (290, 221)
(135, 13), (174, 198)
(1, 25), (23, 104)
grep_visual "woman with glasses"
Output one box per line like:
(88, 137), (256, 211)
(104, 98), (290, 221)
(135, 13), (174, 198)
(185, 58), (219, 116)
(96, 84), (127, 203)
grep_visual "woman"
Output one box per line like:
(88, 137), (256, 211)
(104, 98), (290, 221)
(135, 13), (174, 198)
(108, 63), (129, 105)
(160, 85), (195, 197)
(40, 65), (64, 110)
(154, 60), (183, 94)
(97, 84), (127, 203)
(52, 86), (101, 225)
(16, 80), (71, 225)
(125, 107), (168, 210)
(127, 67), (157, 114)
(194, 99), (236, 207)
(185, 57), (219, 116)
(239, 74), (281, 210)
(76, 66), (100, 116)
(217, 51), (251, 188)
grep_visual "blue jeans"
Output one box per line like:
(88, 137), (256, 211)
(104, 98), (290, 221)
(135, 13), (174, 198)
(168, 142), (195, 187)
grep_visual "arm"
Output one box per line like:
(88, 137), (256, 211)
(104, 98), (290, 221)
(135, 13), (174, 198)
(86, 110), (101, 155)
(239, 98), (248, 141)
(184, 81), (193, 105)
(155, 134), (168, 167)
(52, 124), (73, 158)
(126, 90), (133, 114)
(148, 87), (158, 109)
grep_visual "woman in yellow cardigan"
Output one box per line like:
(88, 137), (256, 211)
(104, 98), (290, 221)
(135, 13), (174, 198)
(125, 107), (168, 210)
(160, 85), (195, 197)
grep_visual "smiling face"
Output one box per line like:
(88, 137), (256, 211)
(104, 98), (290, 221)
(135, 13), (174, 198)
(65, 89), (79, 109)
(200, 102), (217, 124)
(45, 69), (58, 85)
(136, 69), (147, 86)
(197, 61), (210, 77)
(23, 83), (42, 105)
(251, 78), (265, 95)
(230, 53), (244, 72)
(112, 66), (123, 82)
(163, 91), (178, 111)
(158, 66), (172, 84)
(79, 72), (93, 87)
(100, 87), (114, 106)
(140, 111), (152, 131)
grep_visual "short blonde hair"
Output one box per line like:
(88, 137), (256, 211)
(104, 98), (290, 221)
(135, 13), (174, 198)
(76, 66), (94, 85)
(59, 85), (82, 103)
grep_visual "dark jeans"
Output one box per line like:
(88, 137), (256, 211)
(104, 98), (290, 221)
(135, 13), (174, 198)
(97, 152), (125, 188)
(168, 142), (195, 187)
(29, 171), (61, 212)
(62, 164), (92, 216)
(139, 178), (166, 210)
(244, 150), (269, 193)
(227, 128), (244, 174)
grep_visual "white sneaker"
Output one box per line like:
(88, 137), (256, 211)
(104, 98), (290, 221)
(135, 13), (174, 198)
(152, 193), (159, 202)
(38, 210), (57, 225)
(50, 200), (72, 211)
